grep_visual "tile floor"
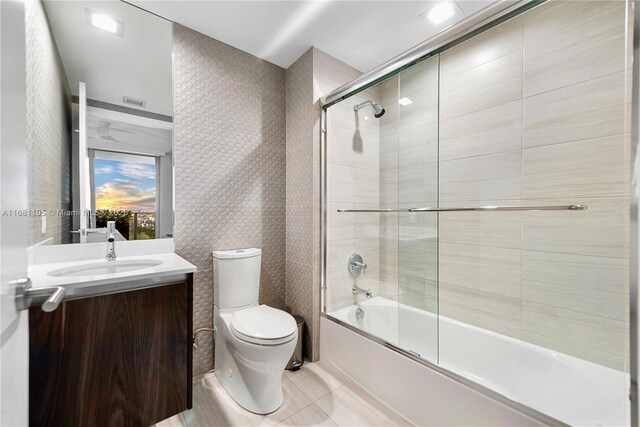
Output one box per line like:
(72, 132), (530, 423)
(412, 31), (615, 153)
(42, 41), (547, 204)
(156, 362), (412, 427)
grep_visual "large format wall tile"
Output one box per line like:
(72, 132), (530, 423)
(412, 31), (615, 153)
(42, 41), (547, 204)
(440, 50), (522, 120)
(173, 25), (286, 374)
(523, 3), (626, 97)
(439, 204), (522, 249)
(439, 243), (521, 298)
(523, 197), (628, 258)
(522, 72), (627, 148)
(522, 134), (627, 199)
(434, 0), (630, 371)
(522, 301), (627, 371)
(522, 250), (627, 322)
(440, 16), (523, 78)
(439, 101), (521, 161)
(440, 151), (521, 203)
(439, 282), (522, 339)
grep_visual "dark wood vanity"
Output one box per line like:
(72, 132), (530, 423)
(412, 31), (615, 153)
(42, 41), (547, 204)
(28, 276), (193, 427)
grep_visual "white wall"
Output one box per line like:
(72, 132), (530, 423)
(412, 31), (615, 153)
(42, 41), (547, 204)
(1, 1), (30, 425)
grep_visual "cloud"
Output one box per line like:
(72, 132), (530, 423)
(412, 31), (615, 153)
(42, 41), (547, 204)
(117, 163), (155, 180)
(95, 181), (155, 212)
(95, 165), (114, 174)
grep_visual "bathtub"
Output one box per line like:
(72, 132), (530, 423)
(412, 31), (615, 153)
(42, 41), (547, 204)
(329, 297), (629, 426)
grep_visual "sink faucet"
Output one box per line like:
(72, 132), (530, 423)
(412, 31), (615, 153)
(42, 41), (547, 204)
(106, 221), (117, 262)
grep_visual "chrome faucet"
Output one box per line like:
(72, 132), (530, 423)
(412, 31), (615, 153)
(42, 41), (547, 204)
(352, 281), (373, 299)
(106, 221), (117, 261)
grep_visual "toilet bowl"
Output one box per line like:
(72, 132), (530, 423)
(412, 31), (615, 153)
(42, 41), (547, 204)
(212, 248), (298, 414)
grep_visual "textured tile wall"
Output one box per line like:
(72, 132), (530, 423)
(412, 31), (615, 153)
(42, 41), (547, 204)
(173, 24), (286, 375)
(285, 48), (316, 360)
(25, 0), (72, 246)
(285, 47), (372, 360)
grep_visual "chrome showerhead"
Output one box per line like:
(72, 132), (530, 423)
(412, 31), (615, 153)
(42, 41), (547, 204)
(354, 100), (385, 118)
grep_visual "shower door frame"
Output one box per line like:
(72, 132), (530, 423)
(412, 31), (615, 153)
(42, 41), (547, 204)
(319, 1), (639, 426)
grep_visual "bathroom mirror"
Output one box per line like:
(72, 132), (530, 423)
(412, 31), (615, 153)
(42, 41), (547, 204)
(25, 0), (173, 245)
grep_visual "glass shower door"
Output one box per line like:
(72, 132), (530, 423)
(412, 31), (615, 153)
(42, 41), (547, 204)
(396, 56), (440, 363)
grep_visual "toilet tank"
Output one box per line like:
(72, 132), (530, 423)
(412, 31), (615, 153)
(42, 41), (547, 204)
(212, 248), (261, 309)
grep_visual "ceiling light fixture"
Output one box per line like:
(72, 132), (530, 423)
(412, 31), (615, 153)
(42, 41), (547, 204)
(398, 97), (413, 106)
(92, 13), (117, 33)
(86, 9), (124, 37)
(426, 2), (457, 25)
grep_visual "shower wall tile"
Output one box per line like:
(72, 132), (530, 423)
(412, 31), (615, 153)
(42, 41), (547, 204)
(440, 49), (523, 120)
(439, 204), (522, 249)
(436, 0), (630, 371)
(439, 283), (522, 339)
(439, 151), (522, 203)
(173, 24), (286, 374)
(25, 0), (72, 246)
(523, 2), (627, 97)
(522, 301), (627, 371)
(440, 16), (523, 79)
(522, 134), (627, 199)
(522, 250), (627, 322)
(439, 101), (522, 161)
(439, 243), (522, 299)
(523, 197), (628, 258)
(523, 1), (619, 45)
(325, 64), (381, 313)
(522, 71), (627, 148)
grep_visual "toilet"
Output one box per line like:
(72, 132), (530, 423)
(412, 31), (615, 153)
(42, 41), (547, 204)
(212, 248), (298, 414)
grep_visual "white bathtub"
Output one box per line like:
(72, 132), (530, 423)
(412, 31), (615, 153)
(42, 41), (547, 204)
(330, 297), (629, 427)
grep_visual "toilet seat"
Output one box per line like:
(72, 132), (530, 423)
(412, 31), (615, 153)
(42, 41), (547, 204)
(231, 305), (297, 346)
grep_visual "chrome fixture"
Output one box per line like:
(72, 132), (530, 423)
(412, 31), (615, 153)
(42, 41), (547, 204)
(193, 326), (216, 349)
(348, 253), (368, 277)
(353, 100), (385, 118)
(355, 304), (365, 320)
(14, 278), (66, 312)
(106, 220), (117, 261)
(352, 282), (373, 299)
(337, 204), (588, 213)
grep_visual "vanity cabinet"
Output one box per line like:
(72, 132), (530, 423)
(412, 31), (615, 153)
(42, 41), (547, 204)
(29, 277), (193, 427)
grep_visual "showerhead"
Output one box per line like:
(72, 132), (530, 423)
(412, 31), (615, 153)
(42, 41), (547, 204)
(354, 100), (385, 118)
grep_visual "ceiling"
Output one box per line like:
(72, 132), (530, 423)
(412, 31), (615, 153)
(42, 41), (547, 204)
(127, 0), (495, 72)
(44, 1), (173, 116)
(87, 107), (173, 157)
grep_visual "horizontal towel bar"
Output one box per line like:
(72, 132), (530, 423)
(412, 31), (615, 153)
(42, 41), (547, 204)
(336, 205), (587, 213)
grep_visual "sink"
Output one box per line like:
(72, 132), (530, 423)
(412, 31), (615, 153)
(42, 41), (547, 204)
(47, 259), (163, 278)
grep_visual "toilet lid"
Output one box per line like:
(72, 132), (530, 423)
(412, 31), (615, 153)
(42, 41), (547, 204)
(231, 305), (297, 343)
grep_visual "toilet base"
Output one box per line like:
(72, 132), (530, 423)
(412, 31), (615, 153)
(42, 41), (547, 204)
(213, 307), (297, 414)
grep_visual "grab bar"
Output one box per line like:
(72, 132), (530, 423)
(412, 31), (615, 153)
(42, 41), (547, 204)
(337, 205), (587, 213)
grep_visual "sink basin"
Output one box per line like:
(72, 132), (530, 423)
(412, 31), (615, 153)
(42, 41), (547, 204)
(47, 259), (163, 278)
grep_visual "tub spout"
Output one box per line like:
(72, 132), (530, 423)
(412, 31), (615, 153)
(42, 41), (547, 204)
(352, 282), (372, 298)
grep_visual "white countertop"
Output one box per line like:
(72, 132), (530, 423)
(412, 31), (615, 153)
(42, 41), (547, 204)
(28, 252), (197, 290)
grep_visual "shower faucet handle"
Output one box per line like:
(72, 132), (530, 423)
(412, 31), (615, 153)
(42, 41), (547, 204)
(348, 253), (367, 277)
(352, 261), (367, 273)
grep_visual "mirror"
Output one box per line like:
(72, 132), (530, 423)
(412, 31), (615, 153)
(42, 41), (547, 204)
(25, 0), (173, 245)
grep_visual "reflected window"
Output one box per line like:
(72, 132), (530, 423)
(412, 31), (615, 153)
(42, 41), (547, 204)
(93, 151), (156, 240)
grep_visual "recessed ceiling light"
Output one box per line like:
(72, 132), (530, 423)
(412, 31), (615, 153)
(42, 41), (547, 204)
(364, 116), (370, 120)
(92, 13), (117, 33)
(86, 9), (124, 37)
(398, 97), (413, 106)
(426, 2), (457, 25)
